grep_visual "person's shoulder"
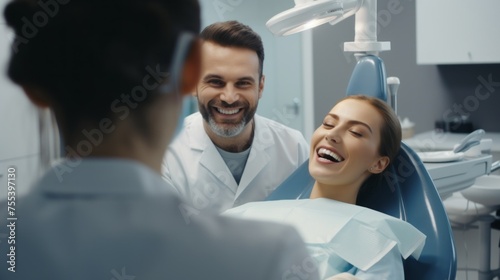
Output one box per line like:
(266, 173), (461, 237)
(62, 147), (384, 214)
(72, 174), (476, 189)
(208, 214), (317, 279)
(217, 214), (299, 240)
(149, 198), (304, 254)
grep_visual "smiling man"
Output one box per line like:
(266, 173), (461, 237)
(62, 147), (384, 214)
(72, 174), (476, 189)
(162, 21), (309, 213)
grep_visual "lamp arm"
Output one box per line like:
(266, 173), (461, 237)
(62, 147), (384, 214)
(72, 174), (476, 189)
(344, 0), (391, 54)
(355, 0), (377, 42)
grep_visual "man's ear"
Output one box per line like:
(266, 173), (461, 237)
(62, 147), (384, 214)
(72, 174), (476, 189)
(258, 74), (265, 99)
(22, 85), (51, 108)
(180, 39), (201, 96)
(369, 156), (390, 174)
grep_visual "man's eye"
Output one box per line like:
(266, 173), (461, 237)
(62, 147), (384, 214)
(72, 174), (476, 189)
(207, 79), (224, 87)
(236, 81), (252, 87)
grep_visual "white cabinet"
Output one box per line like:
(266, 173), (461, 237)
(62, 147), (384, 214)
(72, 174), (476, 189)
(416, 0), (500, 65)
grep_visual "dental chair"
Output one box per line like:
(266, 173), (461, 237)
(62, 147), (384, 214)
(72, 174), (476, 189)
(266, 55), (457, 280)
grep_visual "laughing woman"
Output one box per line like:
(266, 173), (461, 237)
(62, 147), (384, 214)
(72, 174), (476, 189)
(224, 95), (426, 280)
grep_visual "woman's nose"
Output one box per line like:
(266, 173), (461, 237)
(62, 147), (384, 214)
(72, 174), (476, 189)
(325, 128), (341, 143)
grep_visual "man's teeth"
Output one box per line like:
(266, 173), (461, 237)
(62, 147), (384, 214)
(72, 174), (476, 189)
(217, 108), (240, 115)
(318, 148), (344, 162)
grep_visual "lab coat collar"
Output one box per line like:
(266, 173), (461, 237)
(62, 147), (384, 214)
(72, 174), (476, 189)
(185, 113), (274, 198)
(185, 114), (238, 192)
(36, 158), (173, 195)
(185, 113), (214, 151)
(236, 115), (273, 197)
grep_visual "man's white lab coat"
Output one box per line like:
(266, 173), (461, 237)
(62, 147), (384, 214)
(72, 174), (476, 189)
(163, 112), (309, 213)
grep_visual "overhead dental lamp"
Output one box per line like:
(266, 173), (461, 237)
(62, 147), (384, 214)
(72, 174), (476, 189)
(266, 0), (390, 54)
(266, 0), (398, 110)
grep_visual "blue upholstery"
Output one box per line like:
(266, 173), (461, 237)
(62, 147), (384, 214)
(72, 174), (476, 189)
(267, 55), (457, 280)
(346, 55), (387, 100)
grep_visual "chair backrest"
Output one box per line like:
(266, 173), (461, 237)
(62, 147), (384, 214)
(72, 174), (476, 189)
(267, 55), (457, 280)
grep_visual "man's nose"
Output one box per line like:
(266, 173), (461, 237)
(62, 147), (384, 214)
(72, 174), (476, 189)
(220, 84), (240, 104)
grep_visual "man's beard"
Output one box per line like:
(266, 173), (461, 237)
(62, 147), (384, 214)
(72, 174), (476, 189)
(199, 99), (257, 138)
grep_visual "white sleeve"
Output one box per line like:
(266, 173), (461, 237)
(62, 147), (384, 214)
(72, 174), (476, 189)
(294, 130), (310, 164)
(352, 246), (404, 280)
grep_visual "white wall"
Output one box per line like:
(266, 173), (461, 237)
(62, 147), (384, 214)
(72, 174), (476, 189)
(0, 2), (43, 200)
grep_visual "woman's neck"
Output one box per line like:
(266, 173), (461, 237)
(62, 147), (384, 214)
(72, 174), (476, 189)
(309, 181), (360, 204)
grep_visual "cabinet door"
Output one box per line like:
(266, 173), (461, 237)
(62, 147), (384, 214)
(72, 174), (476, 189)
(416, 0), (500, 64)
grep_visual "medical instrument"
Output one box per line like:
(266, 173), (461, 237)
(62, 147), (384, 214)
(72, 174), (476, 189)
(416, 129), (485, 163)
(453, 129), (485, 154)
(387, 77), (400, 115)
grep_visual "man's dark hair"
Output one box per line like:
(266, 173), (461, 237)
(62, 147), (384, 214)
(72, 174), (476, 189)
(200, 20), (264, 79)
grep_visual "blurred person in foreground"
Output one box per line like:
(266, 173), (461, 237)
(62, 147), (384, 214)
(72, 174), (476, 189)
(0, 1), (319, 279)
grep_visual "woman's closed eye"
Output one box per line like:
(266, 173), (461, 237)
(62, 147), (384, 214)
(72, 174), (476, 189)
(349, 130), (362, 137)
(322, 122), (334, 128)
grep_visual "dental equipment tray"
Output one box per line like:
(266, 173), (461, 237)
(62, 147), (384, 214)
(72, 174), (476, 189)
(423, 154), (492, 199)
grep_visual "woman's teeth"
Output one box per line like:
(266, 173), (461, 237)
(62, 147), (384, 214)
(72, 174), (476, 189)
(318, 148), (344, 162)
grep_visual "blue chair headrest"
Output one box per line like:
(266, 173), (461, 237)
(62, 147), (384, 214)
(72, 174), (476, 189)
(346, 55), (388, 102)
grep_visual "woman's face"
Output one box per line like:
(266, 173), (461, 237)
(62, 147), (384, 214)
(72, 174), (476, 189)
(309, 98), (388, 188)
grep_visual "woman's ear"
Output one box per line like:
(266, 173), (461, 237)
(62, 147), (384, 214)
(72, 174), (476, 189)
(22, 85), (51, 108)
(369, 156), (390, 174)
(180, 39), (201, 96)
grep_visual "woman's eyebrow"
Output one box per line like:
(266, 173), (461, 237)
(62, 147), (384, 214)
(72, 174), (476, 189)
(328, 113), (373, 134)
